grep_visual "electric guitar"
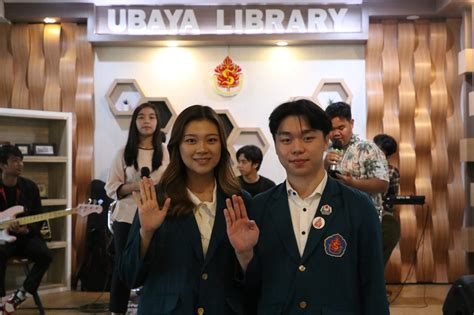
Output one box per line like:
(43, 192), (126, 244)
(0, 202), (103, 243)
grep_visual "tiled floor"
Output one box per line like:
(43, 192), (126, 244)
(13, 284), (450, 314)
(387, 284), (449, 315)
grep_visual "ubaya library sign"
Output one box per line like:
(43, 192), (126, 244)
(94, 5), (364, 37)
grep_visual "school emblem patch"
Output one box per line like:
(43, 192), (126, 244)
(324, 233), (347, 257)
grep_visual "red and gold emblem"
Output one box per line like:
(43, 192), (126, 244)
(214, 56), (243, 96)
(324, 234), (347, 258)
(312, 217), (325, 229)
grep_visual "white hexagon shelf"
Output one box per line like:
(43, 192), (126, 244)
(139, 97), (177, 134)
(215, 109), (239, 173)
(106, 79), (146, 116)
(215, 109), (239, 143)
(312, 78), (353, 108)
(232, 128), (270, 156)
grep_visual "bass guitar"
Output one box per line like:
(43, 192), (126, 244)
(0, 201), (103, 243)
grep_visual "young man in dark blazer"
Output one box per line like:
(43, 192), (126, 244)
(225, 99), (389, 315)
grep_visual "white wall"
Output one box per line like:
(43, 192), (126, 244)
(94, 45), (366, 184)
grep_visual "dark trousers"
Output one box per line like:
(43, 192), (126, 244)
(0, 235), (52, 297)
(382, 214), (401, 266)
(109, 221), (131, 313)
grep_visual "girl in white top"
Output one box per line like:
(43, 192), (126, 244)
(105, 102), (169, 315)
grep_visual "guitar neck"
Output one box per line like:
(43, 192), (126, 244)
(0, 208), (76, 229)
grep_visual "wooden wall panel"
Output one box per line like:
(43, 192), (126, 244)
(59, 23), (77, 114)
(381, 21), (400, 139)
(0, 24), (13, 108)
(28, 24), (45, 111)
(430, 22), (450, 283)
(366, 23), (384, 136)
(367, 19), (465, 283)
(43, 24), (61, 112)
(397, 22), (416, 195)
(71, 25), (94, 286)
(11, 24), (29, 109)
(413, 20), (435, 283)
(445, 19), (466, 281)
(0, 23), (94, 286)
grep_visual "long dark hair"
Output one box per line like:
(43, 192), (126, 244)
(159, 105), (241, 217)
(124, 102), (164, 171)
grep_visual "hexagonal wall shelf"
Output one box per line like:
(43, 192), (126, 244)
(106, 79), (146, 116)
(232, 128), (270, 156)
(312, 78), (353, 108)
(214, 109), (239, 172)
(215, 109), (239, 142)
(140, 97), (177, 134)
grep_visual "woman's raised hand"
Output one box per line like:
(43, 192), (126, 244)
(224, 195), (259, 254)
(132, 177), (171, 239)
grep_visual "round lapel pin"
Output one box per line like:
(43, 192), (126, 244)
(312, 216), (325, 229)
(320, 204), (332, 216)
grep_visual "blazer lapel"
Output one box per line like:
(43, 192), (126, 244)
(268, 184), (301, 264)
(203, 188), (227, 267)
(301, 177), (342, 263)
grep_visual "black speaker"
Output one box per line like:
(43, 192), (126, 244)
(443, 275), (474, 315)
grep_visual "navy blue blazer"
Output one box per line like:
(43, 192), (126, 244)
(247, 177), (389, 315)
(119, 186), (250, 315)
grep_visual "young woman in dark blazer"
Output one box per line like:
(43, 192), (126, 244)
(120, 105), (252, 315)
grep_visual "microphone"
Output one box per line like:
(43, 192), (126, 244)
(331, 139), (343, 150)
(329, 139), (343, 178)
(140, 166), (150, 178)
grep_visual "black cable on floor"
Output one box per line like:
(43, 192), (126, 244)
(389, 203), (430, 307)
(77, 266), (112, 313)
(78, 302), (109, 313)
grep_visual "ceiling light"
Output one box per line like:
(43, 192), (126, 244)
(276, 41), (288, 46)
(166, 41), (179, 47)
(406, 15), (420, 20)
(43, 17), (57, 24)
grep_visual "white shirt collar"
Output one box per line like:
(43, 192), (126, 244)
(187, 182), (217, 209)
(286, 172), (328, 200)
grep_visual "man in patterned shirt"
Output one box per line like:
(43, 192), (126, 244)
(324, 102), (389, 220)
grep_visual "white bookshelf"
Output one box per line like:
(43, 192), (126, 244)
(0, 108), (72, 294)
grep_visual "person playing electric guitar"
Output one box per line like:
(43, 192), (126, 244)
(0, 145), (52, 314)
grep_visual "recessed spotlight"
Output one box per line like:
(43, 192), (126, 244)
(276, 41), (288, 46)
(43, 17), (57, 24)
(406, 15), (420, 20)
(166, 41), (179, 47)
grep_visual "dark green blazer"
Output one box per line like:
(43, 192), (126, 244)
(119, 186), (249, 315)
(247, 176), (389, 315)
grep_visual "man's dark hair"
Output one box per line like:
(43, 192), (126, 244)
(325, 101), (352, 121)
(269, 99), (332, 138)
(373, 134), (397, 157)
(0, 144), (23, 165)
(236, 145), (264, 171)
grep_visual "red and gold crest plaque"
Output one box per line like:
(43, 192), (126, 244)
(214, 56), (243, 97)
